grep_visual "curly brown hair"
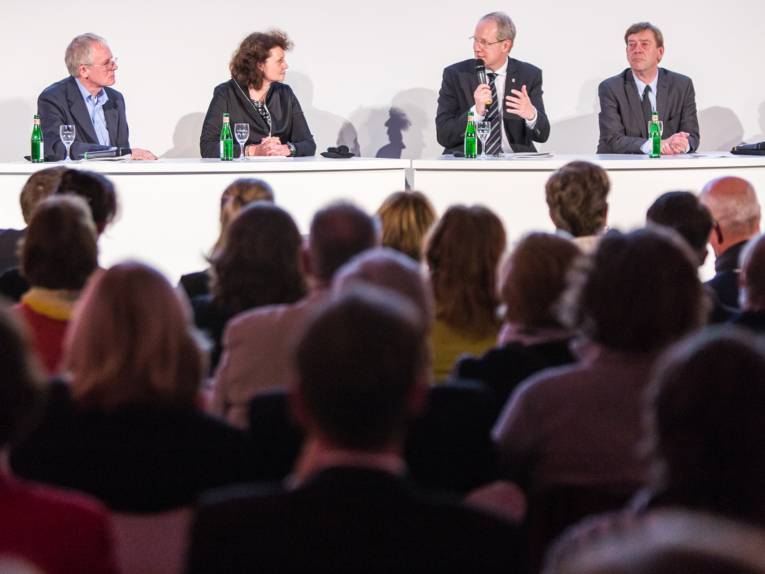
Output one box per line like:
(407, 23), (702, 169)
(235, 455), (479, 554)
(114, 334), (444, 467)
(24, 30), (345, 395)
(426, 205), (505, 336)
(546, 161), (610, 237)
(230, 30), (293, 89)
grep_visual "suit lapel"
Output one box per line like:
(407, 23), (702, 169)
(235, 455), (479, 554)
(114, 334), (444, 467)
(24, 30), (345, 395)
(623, 69), (648, 139)
(655, 68), (669, 120)
(65, 77), (99, 143)
(103, 90), (118, 146)
(231, 80), (271, 135)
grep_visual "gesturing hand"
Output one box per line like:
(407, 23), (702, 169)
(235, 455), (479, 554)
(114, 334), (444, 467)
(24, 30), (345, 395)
(505, 85), (537, 121)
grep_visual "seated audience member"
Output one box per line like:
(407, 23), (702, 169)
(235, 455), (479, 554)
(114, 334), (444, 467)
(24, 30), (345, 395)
(426, 205), (506, 381)
(212, 202), (378, 428)
(494, 228), (705, 493)
(180, 178), (274, 300)
(646, 190), (733, 323)
(545, 161), (610, 253)
(0, 167), (66, 273)
(699, 176), (761, 309)
(11, 262), (254, 512)
(0, 305), (117, 574)
(456, 233), (581, 418)
(192, 202), (305, 372)
(732, 235), (765, 332)
(14, 196), (98, 375)
(0, 167), (69, 300)
(376, 190), (437, 262)
(188, 287), (521, 573)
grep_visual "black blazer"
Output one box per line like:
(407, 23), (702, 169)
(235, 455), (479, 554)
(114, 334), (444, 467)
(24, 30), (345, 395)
(436, 57), (550, 154)
(37, 76), (130, 161)
(200, 80), (316, 158)
(187, 466), (522, 574)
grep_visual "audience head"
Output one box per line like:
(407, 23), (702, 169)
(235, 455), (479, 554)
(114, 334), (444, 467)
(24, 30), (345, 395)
(646, 191), (713, 266)
(376, 190), (437, 262)
(212, 178), (275, 254)
(65, 261), (204, 410)
(561, 228), (704, 353)
(645, 329), (765, 523)
(740, 234), (765, 310)
(230, 30), (293, 90)
(0, 305), (43, 450)
(21, 196), (98, 291)
(501, 232), (581, 330)
(333, 247), (435, 330)
(426, 204), (505, 335)
(293, 286), (429, 451)
(546, 161), (610, 238)
(210, 202), (305, 315)
(55, 169), (117, 234)
(699, 177), (760, 257)
(307, 202), (379, 285)
(19, 167), (67, 224)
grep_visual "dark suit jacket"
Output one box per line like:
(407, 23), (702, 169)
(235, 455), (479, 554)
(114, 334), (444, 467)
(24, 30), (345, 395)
(436, 57), (550, 154)
(187, 466), (521, 574)
(0, 228), (23, 272)
(37, 76), (130, 161)
(200, 79), (316, 158)
(706, 240), (748, 310)
(597, 68), (700, 154)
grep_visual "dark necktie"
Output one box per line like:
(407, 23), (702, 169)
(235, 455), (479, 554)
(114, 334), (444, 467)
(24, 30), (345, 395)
(484, 72), (503, 156)
(641, 85), (654, 124)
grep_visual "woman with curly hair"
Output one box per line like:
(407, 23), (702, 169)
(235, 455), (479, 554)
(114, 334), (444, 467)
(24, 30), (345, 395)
(200, 30), (315, 158)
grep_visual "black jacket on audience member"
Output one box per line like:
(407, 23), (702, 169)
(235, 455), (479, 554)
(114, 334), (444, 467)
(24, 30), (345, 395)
(706, 241), (748, 310)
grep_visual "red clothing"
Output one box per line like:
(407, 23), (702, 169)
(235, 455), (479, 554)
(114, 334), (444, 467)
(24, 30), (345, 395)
(0, 473), (117, 574)
(16, 303), (68, 375)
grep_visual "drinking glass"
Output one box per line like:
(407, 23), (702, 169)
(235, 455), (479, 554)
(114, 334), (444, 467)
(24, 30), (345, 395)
(234, 123), (250, 160)
(475, 121), (491, 159)
(60, 124), (76, 162)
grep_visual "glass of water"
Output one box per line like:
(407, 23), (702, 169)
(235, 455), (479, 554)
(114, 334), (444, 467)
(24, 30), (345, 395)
(475, 121), (491, 159)
(234, 123), (250, 160)
(60, 124), (76, 162)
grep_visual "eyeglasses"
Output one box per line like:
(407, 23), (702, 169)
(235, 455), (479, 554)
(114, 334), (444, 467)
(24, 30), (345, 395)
(469, 36), (505, 48)
(86, 57), (119, 69)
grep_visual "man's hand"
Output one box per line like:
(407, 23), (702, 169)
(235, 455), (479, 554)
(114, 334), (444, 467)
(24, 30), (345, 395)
(505, 85), (537, 121)
(130, 148), (157, 161)
(661, 132), (690, 155)
(473, 84), (492, 116)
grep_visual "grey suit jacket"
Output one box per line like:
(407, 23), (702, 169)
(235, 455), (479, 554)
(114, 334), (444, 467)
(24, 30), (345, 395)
(436, 57), (550, 154)
(37, 76), (130, 161)
(597, 68), (700, 154)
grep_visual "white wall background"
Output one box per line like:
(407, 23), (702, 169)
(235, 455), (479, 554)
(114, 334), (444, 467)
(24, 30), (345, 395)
(1, 0), (763, 162)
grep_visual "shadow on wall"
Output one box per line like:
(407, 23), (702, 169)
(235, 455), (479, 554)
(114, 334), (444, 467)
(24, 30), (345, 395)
(0, 99), (36, 162)
(542, 78), (600, 154)
(745, 100), (765, 144)
(698, 106), (744, 152)
(288, 71), (359, 155)
(162, 113), (206, 158)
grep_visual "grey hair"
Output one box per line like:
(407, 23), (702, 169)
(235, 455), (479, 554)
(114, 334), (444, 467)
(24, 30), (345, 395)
(480, 12), (517, 43)
(65, 33), (107, 77)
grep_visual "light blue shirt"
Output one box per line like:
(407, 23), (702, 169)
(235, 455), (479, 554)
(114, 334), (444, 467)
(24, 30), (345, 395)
(633, 73), (658, 155)
(75, 79), (111, 146)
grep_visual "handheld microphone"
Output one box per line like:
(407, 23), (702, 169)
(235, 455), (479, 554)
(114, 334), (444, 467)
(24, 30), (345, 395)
(475, 59), (492, 106)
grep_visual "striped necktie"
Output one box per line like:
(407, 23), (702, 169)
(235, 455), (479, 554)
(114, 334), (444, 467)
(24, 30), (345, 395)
(484, 72), (503, 156)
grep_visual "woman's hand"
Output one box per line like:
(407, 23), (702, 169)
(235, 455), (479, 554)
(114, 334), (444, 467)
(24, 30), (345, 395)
(246, 137), (290, 156)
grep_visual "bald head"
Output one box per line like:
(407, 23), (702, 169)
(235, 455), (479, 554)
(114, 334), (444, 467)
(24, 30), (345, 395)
(739, 235), (765, 310)
(699, 177), (760, 256)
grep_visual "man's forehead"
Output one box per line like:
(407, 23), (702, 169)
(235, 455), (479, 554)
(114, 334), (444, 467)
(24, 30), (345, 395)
(91, 42), (112, 56)
(475, 19), (499, 38)
(627, 30), (656, 44)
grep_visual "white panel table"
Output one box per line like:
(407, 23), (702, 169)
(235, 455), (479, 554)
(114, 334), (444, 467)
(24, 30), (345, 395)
(0, 157), (409, 283)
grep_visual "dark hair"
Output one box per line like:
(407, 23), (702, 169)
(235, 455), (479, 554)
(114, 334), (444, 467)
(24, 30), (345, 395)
(309, 202), (378, 283)
(502, 232), (581, 329)
(376, 191), (437, 262)
(546, 161), (610, 237)
(625, 22), (664, 49)
(55, 169), (117, 232)
(211, 202), (306, 315)
(19, 166), (67, 224)
(0, 304), (43, 447)
(295, 286), (428, 450)
(21, 196), (98, 290)
(230, 30), (293, 90)
(645, 329), (765, 525)
(646, 191), (712, 262)
(212, 178), (275, 255)
(426, 205), (505, 335)
(562, 228), (704, 352)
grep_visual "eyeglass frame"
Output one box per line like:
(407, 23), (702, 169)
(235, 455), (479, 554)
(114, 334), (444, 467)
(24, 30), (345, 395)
(469, 36), (507, 48)
(84, 57), (119, 69)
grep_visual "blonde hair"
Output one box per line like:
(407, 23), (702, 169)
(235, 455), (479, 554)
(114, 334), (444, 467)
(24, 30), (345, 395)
(64, 261), (204, 410)
(376, 191), (437, 262)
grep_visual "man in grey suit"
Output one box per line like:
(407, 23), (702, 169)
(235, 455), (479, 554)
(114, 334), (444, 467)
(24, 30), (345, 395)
(38, 33), (156, 161)
(597, 22), (699, 155)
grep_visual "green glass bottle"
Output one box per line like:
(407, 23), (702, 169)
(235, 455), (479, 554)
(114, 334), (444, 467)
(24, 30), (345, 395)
(464, 111), (477, 159)
(31, 114), (44, 163)
(649, 112), (661, 158)
(220, 113), (234, 161)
